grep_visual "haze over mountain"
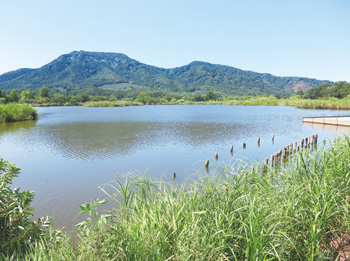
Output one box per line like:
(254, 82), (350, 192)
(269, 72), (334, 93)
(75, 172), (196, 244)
(0, 51), (332, 96)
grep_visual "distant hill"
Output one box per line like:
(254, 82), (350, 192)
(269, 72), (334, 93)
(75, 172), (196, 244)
(0, 51), (333, 96)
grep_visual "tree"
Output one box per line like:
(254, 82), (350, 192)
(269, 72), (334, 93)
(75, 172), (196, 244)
(51, 93), (67, 105)
(7, 90), (19, 103)
(193, 93), (204, 101)
(20, 90), (34, 103)
(204, 91), (219, 101)
(39, 86), (49, 98)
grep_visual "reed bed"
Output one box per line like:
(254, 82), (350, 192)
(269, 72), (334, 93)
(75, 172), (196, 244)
(5, 136), (350, 260)
(0, 104), (37, 123)
(83, 100), (143, 107)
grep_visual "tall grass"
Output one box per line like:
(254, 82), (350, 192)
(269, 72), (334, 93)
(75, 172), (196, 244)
(7, 136), (350, 260)
(0, 104), (37, 123)
(83, 100), (143, 107)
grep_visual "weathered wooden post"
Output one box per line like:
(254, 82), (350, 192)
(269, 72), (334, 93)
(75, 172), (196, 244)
(270, 155), (274, 167)
(173, 172), (176, 179)
(258, 137), (260, 147)
(290, 143), (293, 151)
(262, 158), (268, 173)
(230, 145), (233, 153)
(301, 139), (304, 148)
(205, 160), (209, 168)
(293, 142), (297, 151)
(305, 137), (308, 148)
(243, 143), (246, 149)
(215, 152), (218, 161)
(272, 135), (275, 143)
(315, 134), (318, 143)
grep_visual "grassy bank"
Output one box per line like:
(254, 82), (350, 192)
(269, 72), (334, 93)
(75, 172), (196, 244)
(0, 104), (37, 123)
(3, 136), (350, 260)
(223, 96), (350, 110)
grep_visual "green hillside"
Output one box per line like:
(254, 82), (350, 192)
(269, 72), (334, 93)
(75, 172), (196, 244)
(0, 51), (332, 96)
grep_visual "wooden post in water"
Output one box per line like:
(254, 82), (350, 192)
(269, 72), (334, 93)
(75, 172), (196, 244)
(315, 134), (318, 143)
(243, 143), (246, 149)
(301, 139), (304, 148)
(262, 158), (268, 172)
(173, 172), (176, 179)
(290, 143), (293, 151)
(305, 137), (308, 148)
(258, 137), (260, 147)
(205, 160), (209, 168)
(272, 135), (275, 143)
(323, 139), (326, 145)
(230, 145), (233, 153)
(293, 142), (297, 151)
(270, 155), (274, 167)
(215, 152), (218, 161)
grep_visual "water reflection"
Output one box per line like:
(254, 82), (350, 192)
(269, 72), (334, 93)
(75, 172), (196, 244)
(303, 122), (350, 133)
(0, 120), (37, 133)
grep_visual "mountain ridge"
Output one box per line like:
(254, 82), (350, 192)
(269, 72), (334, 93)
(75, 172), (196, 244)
(0, 51), (333, 96)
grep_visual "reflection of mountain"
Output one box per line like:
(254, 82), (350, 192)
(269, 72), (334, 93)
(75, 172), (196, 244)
(37, 121), (256, 160)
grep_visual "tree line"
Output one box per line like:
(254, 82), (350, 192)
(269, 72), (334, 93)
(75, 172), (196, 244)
(0, 86), (224, 106)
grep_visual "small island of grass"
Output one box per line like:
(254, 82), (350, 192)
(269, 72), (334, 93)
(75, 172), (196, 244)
(0, 104), (37, 123)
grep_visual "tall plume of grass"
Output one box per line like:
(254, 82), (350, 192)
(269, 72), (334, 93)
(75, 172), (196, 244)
(0, 104), (37, 123)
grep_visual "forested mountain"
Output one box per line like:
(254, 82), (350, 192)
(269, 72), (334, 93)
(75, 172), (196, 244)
(0, 51), (332, 96)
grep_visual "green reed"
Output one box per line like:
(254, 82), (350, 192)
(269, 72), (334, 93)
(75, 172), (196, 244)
(0, 104), (37, 123)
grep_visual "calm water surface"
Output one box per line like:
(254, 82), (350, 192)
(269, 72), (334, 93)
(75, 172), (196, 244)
(1, 105), (350, 230)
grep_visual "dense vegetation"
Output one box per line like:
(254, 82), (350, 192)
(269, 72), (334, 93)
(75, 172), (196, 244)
(0, 104), (37, 123)
(0, 51), (331, 96)
(2, 136), (350, 259)
(303, 81), (350, 99)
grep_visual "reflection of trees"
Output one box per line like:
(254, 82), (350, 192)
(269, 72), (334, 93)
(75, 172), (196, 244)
(0, 120), (37, 134)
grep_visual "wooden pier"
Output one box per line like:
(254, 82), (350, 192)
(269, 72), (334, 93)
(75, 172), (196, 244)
(303, 116), (350, 126)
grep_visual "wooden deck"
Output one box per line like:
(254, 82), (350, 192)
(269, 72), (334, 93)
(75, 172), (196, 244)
(303, 116), (350, 126)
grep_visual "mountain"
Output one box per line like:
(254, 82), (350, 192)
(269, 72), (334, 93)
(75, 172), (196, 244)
(0, 51), (333, 96)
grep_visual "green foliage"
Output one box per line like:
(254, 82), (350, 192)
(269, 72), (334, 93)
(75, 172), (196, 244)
(204, 90), (220, 101)
(39, 86), (49, 98)
(135, 93), (161, 105)
(7, 90), (19, 103)
(0, 104), (37, 123)
(0, 159), (50, 257)
(304, 81), (350, 99)
(20, 90), (34, 103)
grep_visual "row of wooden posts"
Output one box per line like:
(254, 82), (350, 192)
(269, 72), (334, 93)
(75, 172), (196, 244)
(204, 134), (321, 171)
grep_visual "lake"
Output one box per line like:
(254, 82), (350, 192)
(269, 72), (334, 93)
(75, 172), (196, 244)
(1, 105), (350, 230)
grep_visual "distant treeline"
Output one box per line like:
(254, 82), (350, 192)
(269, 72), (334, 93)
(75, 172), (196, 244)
(0, 86), (224, 106)
(0, 81), (349, 108)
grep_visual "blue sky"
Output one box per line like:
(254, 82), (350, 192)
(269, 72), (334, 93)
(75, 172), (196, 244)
(1, 0), (349, 82)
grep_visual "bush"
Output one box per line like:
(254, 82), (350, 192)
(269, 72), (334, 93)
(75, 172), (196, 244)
(0, 104), (37, 123)
(0, 159), (50, 258)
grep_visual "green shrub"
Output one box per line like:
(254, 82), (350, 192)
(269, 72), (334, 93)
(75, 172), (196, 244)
(0, 159), (50, 258)
(0, 104), (37, 123)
